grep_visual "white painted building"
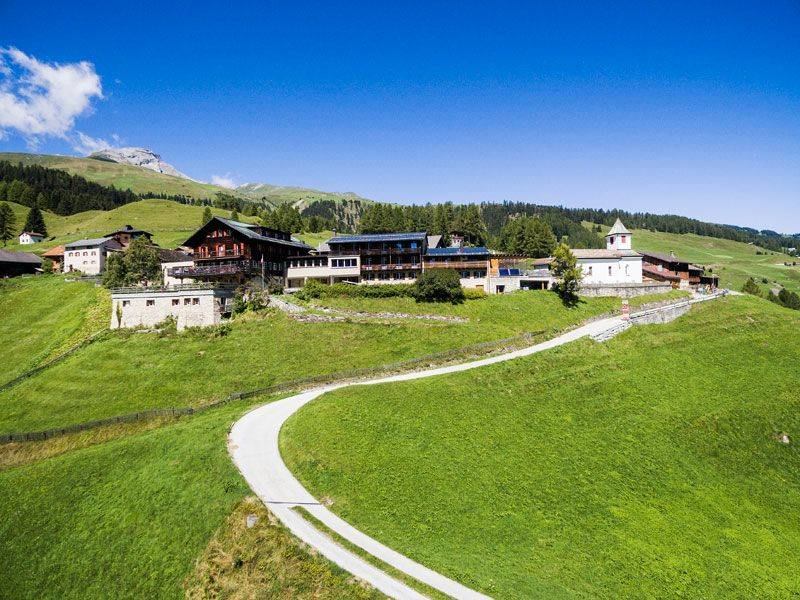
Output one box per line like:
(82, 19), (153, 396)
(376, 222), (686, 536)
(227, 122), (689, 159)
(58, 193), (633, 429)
(286, 255), (361, 289)
(63, 238), (123, 275)
(110, 286), (235, 331)
(574, 219), (643, 285)
(18, 231), (44, 245)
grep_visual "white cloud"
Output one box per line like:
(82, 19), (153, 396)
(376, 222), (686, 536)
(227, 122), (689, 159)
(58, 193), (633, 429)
(72, 131), (112, 153)
(0, 47), (103, 147)
(211, 174), (237, 189)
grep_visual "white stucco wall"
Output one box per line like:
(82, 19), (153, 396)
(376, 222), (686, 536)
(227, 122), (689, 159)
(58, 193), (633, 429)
(64, 244), (108, 275)
(19, 233), (44, 245)
(110, 288), (233, 330)
(578, 256), (642, 285)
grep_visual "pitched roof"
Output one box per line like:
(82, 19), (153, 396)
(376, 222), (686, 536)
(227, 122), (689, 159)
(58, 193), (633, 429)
(42, 245), (65, 258)
(104, 224), (152, 237)
(154, 247), (193, 263)
(641, 251), (689, 264)
(327, 232), (428, 244)
(0, 249), (42, 264)
(426, 246), (490, 257)
(572, 249), (641, 259)
(217, 218), (311, 249)
(65, 237), (121, 248)
(605, 218), (631, 236)
(20, 231), (45, 237)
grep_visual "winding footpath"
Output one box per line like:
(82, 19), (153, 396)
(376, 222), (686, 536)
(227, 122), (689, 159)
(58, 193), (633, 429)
(228, 294), (726, 599)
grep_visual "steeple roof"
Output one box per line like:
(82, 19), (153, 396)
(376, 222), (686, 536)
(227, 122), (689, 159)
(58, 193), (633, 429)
(606, 218), (631, 236)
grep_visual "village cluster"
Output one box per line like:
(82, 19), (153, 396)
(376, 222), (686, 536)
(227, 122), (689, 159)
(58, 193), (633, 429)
(1, 218), (718, 330)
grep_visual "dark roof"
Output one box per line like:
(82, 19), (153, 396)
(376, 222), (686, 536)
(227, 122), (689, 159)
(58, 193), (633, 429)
(65, 237), (123, 249)
(327, 232), (428, 244)
(642, 266), (681, 281)
(0, 249), (42, 265)
(182, 217), (311, 250)
(641, 251), (689, 264)
(426, 246), (490, 257)
(21, 231), (45, 237)
(105, 224), (152, 237)
(154, 247), (193, 263)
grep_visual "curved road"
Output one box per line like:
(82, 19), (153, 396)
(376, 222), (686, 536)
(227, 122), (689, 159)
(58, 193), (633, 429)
(228, 313), (631, 599)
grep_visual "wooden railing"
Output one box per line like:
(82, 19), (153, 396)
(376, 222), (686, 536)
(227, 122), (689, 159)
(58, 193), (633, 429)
(360, 263), (422, 271)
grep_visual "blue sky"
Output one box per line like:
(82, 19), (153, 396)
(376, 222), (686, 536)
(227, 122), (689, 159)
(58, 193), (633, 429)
(1, 1), (798, 231)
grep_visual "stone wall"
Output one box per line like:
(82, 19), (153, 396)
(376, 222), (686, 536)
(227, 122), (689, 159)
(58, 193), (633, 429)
(579, 282), (673, 298)
(630, 301), (691, 325)
(111, 287), (234, 331)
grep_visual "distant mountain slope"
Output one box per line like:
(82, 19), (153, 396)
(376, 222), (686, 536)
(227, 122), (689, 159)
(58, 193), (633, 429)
(88, 147), (191, 180)
(0, 153), (227, 200)
(0, 153), (372, 227)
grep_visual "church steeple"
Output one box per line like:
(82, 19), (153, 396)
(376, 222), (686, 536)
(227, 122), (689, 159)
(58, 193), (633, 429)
(606, 218), (632, 251)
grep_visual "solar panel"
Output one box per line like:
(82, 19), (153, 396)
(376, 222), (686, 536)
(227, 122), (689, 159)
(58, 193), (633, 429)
(499, 268), (510, 276)
(510, 268), (521, 276)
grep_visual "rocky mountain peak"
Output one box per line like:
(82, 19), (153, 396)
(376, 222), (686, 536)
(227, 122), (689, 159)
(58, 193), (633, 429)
(88, 147), (191, 180)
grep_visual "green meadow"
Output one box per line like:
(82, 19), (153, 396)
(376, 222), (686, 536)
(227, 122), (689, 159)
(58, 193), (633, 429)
(614, 225), (800, 294)
(0, 277), (616, 433)
(283, 296), (800, 598)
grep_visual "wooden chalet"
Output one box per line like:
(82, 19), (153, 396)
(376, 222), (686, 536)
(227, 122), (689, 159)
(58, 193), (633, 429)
(105, 225), (153, 246)
(327, 232), (428, 282)
(641, 251), (712, 289)
(173, 217), (311, 285)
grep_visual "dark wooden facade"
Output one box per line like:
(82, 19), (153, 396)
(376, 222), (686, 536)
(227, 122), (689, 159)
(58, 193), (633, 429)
(174, 217), (310, 284)
(641, 251), (703, 288)
(327, 232), (427, 281)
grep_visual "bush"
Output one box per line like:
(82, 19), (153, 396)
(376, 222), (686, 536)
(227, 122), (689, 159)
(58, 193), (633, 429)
(295, 279), (415, 301)
(741, 277), (762, 297)
(412, 269), (465, 304)
(463, 287), (487, 300)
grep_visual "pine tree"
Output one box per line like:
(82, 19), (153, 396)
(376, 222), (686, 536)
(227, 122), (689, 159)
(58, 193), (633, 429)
(230, 208), (239, 221)
(0, 202), (16, 246)
(23, 205), (48, 236)
(201, 206), (213, 227)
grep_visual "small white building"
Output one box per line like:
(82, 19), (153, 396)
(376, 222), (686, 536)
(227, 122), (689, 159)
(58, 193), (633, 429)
(18, 231), (45, 245)
(63, 237), (123, 275)
(286, 254), (361, 289)
(574, 219), (643, 285)
(110, 286), (235, 331)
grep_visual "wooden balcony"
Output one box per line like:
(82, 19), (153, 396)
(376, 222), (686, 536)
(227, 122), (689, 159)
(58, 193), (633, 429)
(423, 260), (488, 269)
(360, 263), (422, 271)
(169, 260), (263, 278)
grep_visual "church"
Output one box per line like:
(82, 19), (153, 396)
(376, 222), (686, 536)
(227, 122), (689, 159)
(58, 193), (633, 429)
(572, 219), (643, 285)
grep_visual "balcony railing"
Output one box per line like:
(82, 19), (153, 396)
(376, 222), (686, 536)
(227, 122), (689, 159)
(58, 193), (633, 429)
(360, 263), (422, 271)
(332, 247), (423, 256)
(169, 260), (266, 278)
(423, 260), (488, 269)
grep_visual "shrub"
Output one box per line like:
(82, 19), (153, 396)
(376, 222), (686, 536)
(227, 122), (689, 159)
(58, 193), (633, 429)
(761, 277), (769, 284)
(412, 269), (465, 304)
(741, 277), (762, 297)
(550, 243), (582, 307)
(295, 280), (415, 301)
(463, 287), (487, 300)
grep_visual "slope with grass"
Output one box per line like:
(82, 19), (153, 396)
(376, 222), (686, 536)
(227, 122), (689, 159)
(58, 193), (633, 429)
(1, 199), (258, 252)
(0, 277), (109, 383)
(0, 277), (617, 433)
(0, 396), (384, 600)
(583, 222), (799, 294)
(1, 152), (371, 208)
(282, 296), (800, 598)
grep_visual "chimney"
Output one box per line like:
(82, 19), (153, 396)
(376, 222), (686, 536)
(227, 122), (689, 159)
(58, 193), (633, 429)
(670, 250), (676, 259)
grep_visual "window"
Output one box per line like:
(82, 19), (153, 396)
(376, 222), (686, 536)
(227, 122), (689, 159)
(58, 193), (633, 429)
(192, 298), (199, 305)
(91, 250), (96, 256)
(609, 236), (614, 245)
(184, 298), (191, 305)
(625, 264), (630, 276)
(83, 251), (88, 256)
(587, 266), (593, 275)
(172, 299), (180, 306)
(122, 300), (130, 307)
(146, 300), (155, 307)
(608, 266), (612, 276)
(621, 235), (627, 243)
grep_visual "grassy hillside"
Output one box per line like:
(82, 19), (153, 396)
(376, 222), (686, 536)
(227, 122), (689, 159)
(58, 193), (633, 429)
(1, 199), (258, 251)
(0, 278), (616, 433)
(0, 277), (109, 382)
(283, 296), (800, 598)
(583, 222), (799, 293)
(1, 152), (371, 208)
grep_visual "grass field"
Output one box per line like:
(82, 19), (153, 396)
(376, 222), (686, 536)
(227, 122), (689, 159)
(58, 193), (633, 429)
(282, 296), (800, 598)
(584, 222), (799, 294)
(0, 396), (384, 600)
(2, 199), (258, 252)
(0, 278), (617, 433)
(0, 277), (109, 382)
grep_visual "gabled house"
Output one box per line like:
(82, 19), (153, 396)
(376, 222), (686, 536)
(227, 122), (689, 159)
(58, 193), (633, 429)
(42, 245), (65, 273)
(105, 225), (153, 247)
(641, 251), (704, 289)
(0, 249), (42, 277)
(574, 219), (643, 285)
(63, 238), (124, 275)
(173, 217), (311, 286)
(18, 231), (45, 245)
